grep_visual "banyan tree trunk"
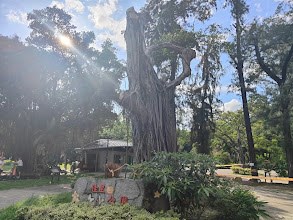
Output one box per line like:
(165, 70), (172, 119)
(120, 8), (196, 162)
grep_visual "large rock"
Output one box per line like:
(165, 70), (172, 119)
(73, 177), (144, 207)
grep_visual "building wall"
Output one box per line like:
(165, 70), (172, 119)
(85, 148), (133, 172)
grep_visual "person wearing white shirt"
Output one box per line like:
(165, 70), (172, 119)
(16, 158), (23, 177)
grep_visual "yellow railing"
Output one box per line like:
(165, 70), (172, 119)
(216, 173), (293, 182)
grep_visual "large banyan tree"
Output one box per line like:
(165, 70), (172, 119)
(119, 8), (196, 162)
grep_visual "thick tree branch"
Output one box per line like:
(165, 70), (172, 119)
(146, 42), (196, 89)
(254, 39), (282, 85)
(282, 44), (293, 82)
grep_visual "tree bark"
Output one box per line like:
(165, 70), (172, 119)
(254, 39), (293, 182)
(234, 3), (257, 176)
(120, 8), (195, 162)
(280, 86), (293, 182)
(237, 63), (257, 175)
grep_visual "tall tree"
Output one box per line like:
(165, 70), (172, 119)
(189, 25), (223, 154)
(249, 2), (293, 180)
(119, 0), (218, 161)
(26, 7), (124, 171)
(0, 35), (65, 171)
(143, 0), (221, 155)
(120, 7), (196, 161)
(225, 0), (257, 175)
(0, 7), (124, 172)
(142, 0), (198, 159)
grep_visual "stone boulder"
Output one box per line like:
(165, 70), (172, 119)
(73, 177), (144, 207)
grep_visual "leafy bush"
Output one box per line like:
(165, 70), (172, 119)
(231, 165), (241, 174)
(0, 205), (19, 220)
(231, 166), (251, 175)
(131, 152), (267, 219)
(16, 203), (179, 220)
(131, 152), (217, 218)
(2, 193), (178, 220)
(239, 168), (252, 175)
(211, 186), (268, 220)
(274, 160), (288, 177)
(24, 192), (72, 206)
(0, 192), (71, 220)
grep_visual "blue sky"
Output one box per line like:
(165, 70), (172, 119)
(0, 0), (286, 112)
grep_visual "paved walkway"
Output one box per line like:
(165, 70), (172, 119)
(216, 169), (293, 219)
(0, 184), (72, 209)
(250, 186), (293, 220)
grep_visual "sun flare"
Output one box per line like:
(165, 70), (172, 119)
(58, 35), (72, 47)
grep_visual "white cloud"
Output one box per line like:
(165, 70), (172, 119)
(220, 99), (242, 112)
(50, 0), (85, 13)
(65, 0), (84, 13)
(88, 0), (126, 49)
(50, 1), (65, 9)
(6, 10), (28, 25)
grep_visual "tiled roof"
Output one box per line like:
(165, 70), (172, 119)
(79, 139), (133, 150)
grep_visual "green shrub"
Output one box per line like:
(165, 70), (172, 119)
(131, 152), (217, 219)
(131, 152), (267, 219)
(1, 192), (178, 220)
(21, 192), (72, 207)
(232, 166), (251, 175)
(274, 160), (288, 177)
(0, 193), (71, 220)
(239, 168), (251, 175)
(0, 205), (19, 220)
(231, 165), (240, 174)
(211, 187), (268, 220)
(16, 203), (179, 220)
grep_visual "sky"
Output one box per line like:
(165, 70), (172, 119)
(0, 0), (287, 112)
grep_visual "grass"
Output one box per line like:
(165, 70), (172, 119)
(0, 175), (72, 190)
(0, 172), (99, 191)
(0, 192), (71, 220)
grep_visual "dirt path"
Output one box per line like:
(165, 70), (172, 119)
(0, 184), (71, 209)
